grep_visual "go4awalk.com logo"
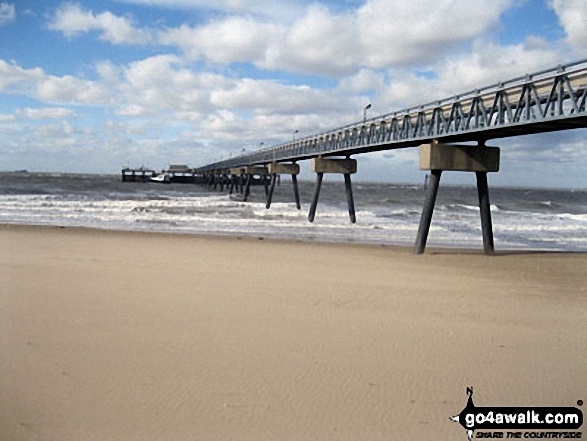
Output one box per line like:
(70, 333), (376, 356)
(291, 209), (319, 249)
(450, 388), (583, 441)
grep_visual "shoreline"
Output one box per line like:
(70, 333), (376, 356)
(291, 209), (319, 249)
(1, 222), (582, 255)
(1, 223), (586, 440)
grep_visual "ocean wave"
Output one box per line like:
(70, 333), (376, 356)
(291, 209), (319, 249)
(557, 213), (587, 221)
(0, 177), (586, 251)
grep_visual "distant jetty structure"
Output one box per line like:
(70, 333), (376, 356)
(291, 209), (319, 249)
(121, 167), (157, 182)
(121, 165), (203, 183)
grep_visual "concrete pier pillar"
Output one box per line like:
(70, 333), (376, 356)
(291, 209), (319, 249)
(415, 142), (500, 255)
(266, 162), (301, 209)
(309, 157), (357, 223)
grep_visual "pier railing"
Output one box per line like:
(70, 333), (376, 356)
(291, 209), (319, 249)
(197, 58), (587, 172)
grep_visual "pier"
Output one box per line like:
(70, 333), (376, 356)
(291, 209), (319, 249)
(158, 60), (587, 253)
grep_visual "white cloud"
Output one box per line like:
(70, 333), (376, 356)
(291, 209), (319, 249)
(210, 77), (361, 115)
(0, 58), (112, 106)
(550, 0), (587, 56)
(0, 59), (44, 93)
(121, 55), (223, 112)
(158, 5), (362, 76)
(35, 74), (112, 105)
(17, 107), (76, 120)
(123, 55), (184, 90)
(30, 121), (77, 147)
(157, 0), (517, 77)
(95, 60), (123, 84)
(42, 0), (522, 80)
(48, 3), (152, 45)
(0, 113), (16, 123)
(199, 109), (342, 144)
(358, 0), (514, 68)
(434, 40), (561, 92)
(0, 2), (15, 26)
(377, 40), (563, 110)
(159, 18), (283, 63)
(115, 105), (156, 117)
(339, 69), (386, 94)
(261, 5), (360, 76)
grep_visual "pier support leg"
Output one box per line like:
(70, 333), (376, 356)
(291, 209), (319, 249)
(229, 175), (235, 194)
(292, 174), (301, 210)
(230, 169), (244, 195)
(241, 166), (269, 202)
(308, 173), (323, 223)
(415, 170), (442, 255)
(266, 174), (278, 209)
(309, 157), (357, 223)
(267, 163), (301, 210)
(263, 175), (269, 198)
(243, 174), (252, 202)
(416, 141), (500, 254)
(344, 173), (356, 224)
(476, 172), (495, 255)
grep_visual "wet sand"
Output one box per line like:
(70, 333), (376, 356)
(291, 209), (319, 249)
(1, 224), (585, 440)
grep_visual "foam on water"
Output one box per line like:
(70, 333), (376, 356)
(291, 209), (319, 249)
(0, 173), (585, 251)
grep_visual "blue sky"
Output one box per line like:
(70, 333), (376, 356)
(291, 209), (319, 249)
(0, 0), (586, 187)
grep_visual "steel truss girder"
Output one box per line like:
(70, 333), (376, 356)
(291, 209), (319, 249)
(197, 59), (587, 172)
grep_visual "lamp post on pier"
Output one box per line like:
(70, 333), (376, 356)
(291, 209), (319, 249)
(363, 103), (372, 123)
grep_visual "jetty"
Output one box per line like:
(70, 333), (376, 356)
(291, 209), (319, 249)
(192, 58), (587, 254)
(121, 165), (203, 183)
(121, 164), (269, 188)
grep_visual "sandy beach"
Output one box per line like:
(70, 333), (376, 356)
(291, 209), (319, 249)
(0, 224), (585, 441)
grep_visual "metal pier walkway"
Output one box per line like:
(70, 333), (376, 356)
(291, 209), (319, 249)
(195, 59), (587, 254)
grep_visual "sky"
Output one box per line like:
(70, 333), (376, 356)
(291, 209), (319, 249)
(0, 0), (586, 187)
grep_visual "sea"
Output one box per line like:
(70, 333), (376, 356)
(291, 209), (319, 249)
(0, 172), (586, 251)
